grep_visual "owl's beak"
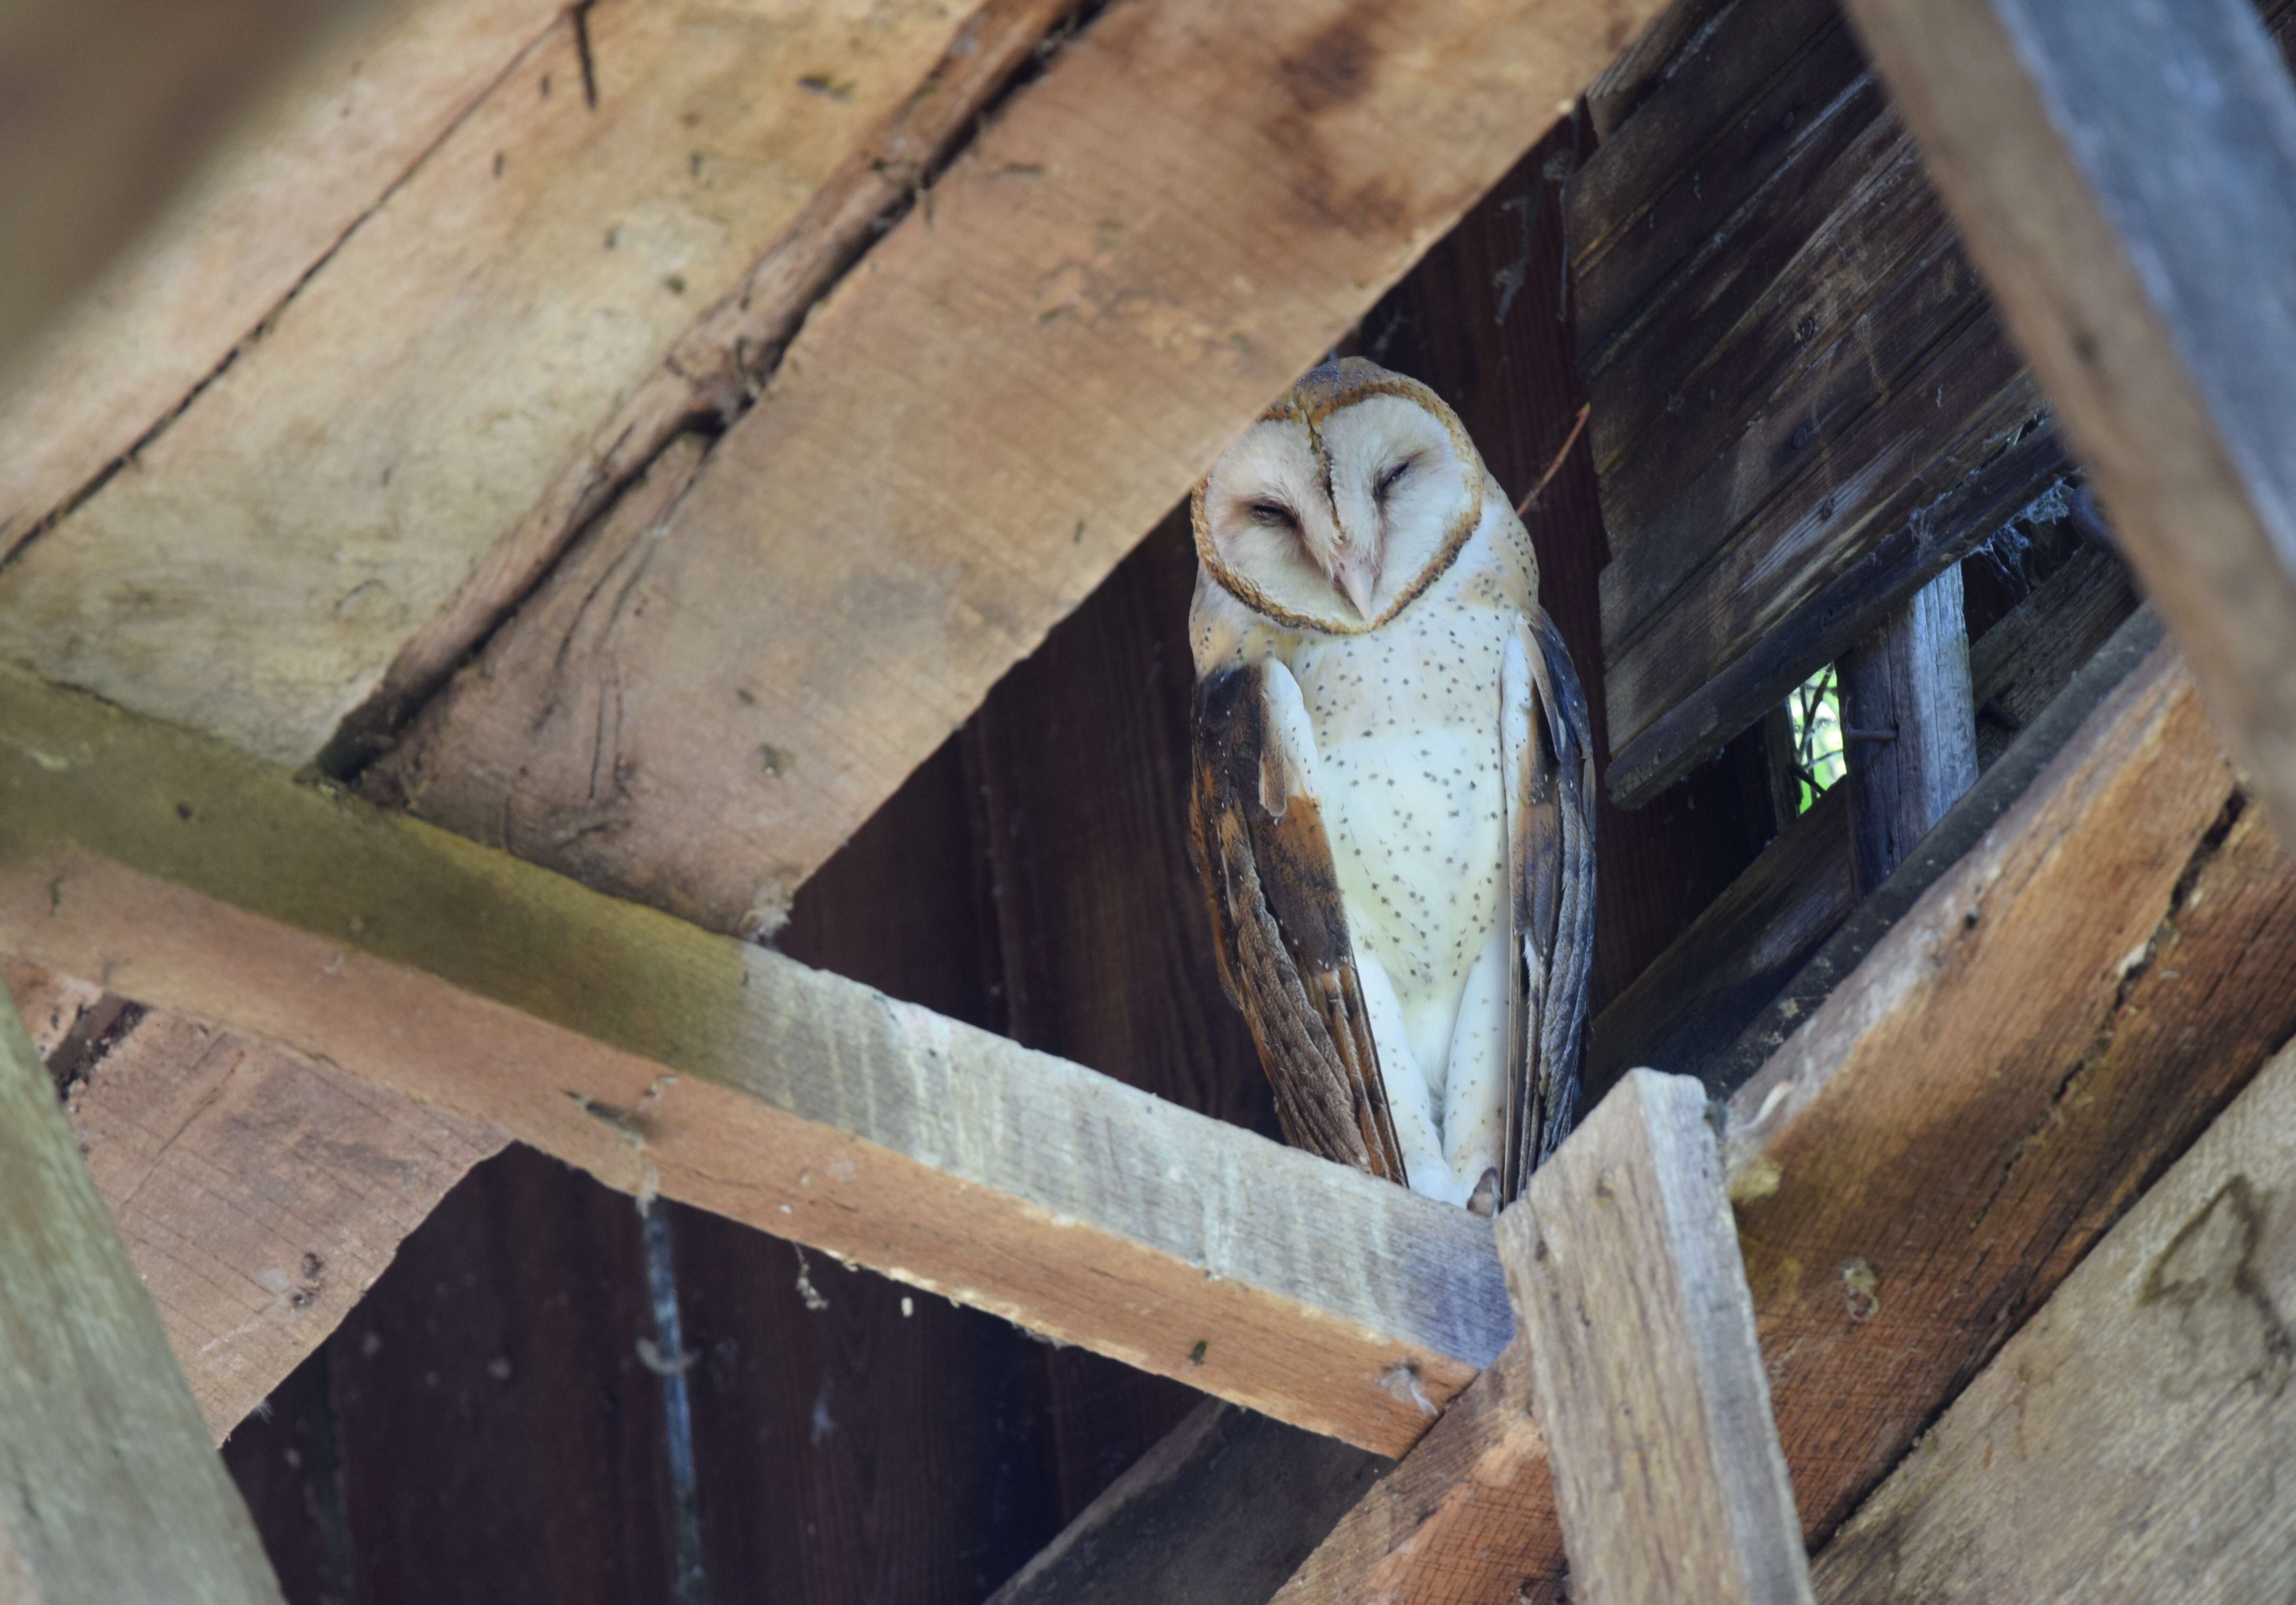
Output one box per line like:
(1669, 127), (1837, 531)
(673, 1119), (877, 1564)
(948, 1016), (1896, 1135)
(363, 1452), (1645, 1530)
(1336, 554), (1380, 621)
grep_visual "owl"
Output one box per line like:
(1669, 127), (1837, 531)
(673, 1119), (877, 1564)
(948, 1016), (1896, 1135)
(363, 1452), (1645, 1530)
(1188, 358), (1597, 1213)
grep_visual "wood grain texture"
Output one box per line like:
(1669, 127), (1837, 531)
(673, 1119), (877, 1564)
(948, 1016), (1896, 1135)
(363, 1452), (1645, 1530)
(373, 0), (1668, 937)
(1969, 542), (2138, 768)
(1510, 1069), (1811, 1605)
(0, 0), (993, 769)
(0, 0), (562, 552)
(1838, 0), (2296, 854)
(1269, 628), (2296, 1603)
(65, 1009), (507, 1438)
(0, 964), (285, 1602)
(0, 663), (1509, 1456)
(1812, 1034), (2296, 1601)
(1838, 567), (1976, 894)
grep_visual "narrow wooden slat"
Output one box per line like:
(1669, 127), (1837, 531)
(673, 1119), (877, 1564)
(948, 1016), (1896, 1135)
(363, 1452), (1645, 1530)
(1838, 568), (1977, 893)
(0, 0), (1009, 769)
(1838, 0), (2296, 852)
(0, 0), (563, 551)
(1969, 543), (2138, 767)
(370, 0), (1671, 936)
(1812, 1034), (2296, 1600)
(1509, 1069), (1812, 1605)
(0, 966), (284, 1601)
(0, 664), (1509, 1456)
(1271, 629), (2296, 1602)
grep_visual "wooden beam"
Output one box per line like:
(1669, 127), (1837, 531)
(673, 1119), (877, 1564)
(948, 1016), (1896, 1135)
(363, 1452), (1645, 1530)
(3, 961), (509, 1437)
(1812, 1033), (2296, 1600)
(1838, 568), (1978, 894)
(0, 0), (564, 552)
(366, 0), (1671, 936)
(1265, 626), (2296, 1600)
(0, 959), (284, 1600)
(1509, 1069), (1812, 1605)
(1838, 0), (2296, 852)
(0, 663), (1510, 1457)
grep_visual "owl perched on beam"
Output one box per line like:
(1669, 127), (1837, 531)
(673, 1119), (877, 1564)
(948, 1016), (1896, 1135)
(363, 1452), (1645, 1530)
(1189, 358), (1597, 1213)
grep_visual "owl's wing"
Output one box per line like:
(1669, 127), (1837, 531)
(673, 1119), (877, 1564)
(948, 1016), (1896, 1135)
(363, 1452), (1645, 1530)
(1189, 659), (1409, 1183)
(1500, 608), (1599, 1199)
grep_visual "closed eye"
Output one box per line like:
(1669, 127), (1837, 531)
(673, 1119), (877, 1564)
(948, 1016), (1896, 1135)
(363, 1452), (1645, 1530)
(1246, 499), (1300, 530)
(1374, 457), (1417, 504)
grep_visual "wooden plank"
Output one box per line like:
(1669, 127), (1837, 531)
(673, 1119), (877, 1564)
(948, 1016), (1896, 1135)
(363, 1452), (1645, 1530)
(64, 1008), (507, 1438)
(1509, 1069), (1812, 1605)
(1812, 1034), (2296, 1600)
(0, 663), (1511, 1456)
(0, 0), (336, 371)
(368, 0), (1672, 937)
(1837, 0), (2296, 854)
(0, 958), (285, 1601)
(1970, 542), (2138, 767)
(1838, 567), (1977, 893)
(0, 0), (1008, 770)
(0, 0), (563, 554)
(1269, 628), (2296, 1602)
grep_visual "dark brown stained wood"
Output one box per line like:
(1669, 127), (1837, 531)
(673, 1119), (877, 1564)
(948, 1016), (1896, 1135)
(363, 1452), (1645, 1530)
(1257, 628), (2296, 1604)
(1510, 1070), (1812, 1605)
(0, 0), (340, 369)
(368, 0), (1671, 940)
(1809, 1036), (2296, 1601)
(1838, 568), (1977, 892)
(1566, 0), (2069, 808)
(1837, 0), (2296, 854)
(1970, 543), (2139, 767)
(0, 963), (286, 1602)
(987, 1402), (1387, 1605)
(1581, 0), (1737, 140)
(0, 661), (1512, 1458)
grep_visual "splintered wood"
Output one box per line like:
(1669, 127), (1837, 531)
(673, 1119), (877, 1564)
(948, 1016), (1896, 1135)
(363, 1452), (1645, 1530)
(0, 978), (284, 1603)
(1814, 1036), (2296, 1601)
(1839, 0), (2296, 855)
(1508, 1069), (1812, 1605)
(0, 662), (1509, 1456)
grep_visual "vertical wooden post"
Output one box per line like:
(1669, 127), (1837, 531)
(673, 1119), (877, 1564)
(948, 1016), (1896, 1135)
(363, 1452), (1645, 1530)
(1501, 1068), (1814, 1605)
(0, 985), (285, 1602)
(1838, 568), (1979, 894)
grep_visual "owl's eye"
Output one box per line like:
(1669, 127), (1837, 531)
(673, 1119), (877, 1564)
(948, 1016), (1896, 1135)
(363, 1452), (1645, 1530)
(1374, 458), (1416, 504)
(1246, 499), (1301, 531)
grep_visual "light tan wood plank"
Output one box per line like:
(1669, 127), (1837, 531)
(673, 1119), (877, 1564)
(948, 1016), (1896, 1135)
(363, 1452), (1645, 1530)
(1271, 630), (2296, 1602)
(0, 959), (283, 1602)
(375, 0), (1667, 936)
(0, 0), (998, 769)
(1840, 0), (2296, 852)
(0, 662), (1510, 1456)
(64, 1008), (507, 1438)
(1509, 1068), (1812, 1605)
(0, 0), (563, 552)
(1813, 1034), (2296, 1601)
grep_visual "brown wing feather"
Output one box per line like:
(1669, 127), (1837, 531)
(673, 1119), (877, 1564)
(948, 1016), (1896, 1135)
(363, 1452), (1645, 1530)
(1501, 607), (1599, 1199)
(1189, 663), (1408, 1183)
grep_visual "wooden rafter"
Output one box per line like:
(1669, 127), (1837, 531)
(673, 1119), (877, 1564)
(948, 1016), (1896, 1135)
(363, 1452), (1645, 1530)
(0, 662), (1509, 1457)
(1840, 0), (2296, 852)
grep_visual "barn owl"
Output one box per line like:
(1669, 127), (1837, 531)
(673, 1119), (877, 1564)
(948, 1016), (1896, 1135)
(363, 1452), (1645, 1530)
(1188, 358), (1597, 1212)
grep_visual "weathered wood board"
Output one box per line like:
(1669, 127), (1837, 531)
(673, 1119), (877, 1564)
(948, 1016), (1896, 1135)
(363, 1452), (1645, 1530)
(0, 0), (563, 549)
(1838, 568), (1976, 892)
(371, 0), (1670, 936)
(0, 662), (1509, 1457)
(1838, 0), (2296, 856)
(0, 969), (286, 1602)
(1511, 1070), (1811, 1605)
(0, 0), (999, 769)
(1812, 1034), (2296, 1601)
(1267, 633), (2296, 1602)
(1574, 0), (2296, 806)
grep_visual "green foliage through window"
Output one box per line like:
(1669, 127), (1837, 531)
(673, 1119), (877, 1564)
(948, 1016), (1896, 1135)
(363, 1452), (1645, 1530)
(1787, 665), (1845, 814)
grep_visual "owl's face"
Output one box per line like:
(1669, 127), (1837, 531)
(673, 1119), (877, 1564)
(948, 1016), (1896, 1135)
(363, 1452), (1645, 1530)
(1194, 359), (1484, 633)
